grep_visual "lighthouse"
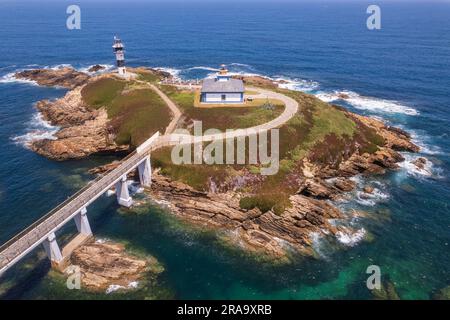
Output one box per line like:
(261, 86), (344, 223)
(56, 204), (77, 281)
(112, 36), (126, 76)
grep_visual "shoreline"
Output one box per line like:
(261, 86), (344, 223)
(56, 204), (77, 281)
(6, 65), (428, 260)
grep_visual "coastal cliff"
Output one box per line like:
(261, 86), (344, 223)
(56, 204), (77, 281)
(18, 67), (173, 160)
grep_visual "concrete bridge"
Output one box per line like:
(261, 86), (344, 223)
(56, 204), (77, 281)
(0, 85), (299, 278)
(0, 132), (165, 275)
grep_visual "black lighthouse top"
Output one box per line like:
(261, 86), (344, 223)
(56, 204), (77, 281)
(112, 36), (124, 53)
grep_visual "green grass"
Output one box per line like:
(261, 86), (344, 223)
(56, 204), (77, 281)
(81, 78), (125, 107)
(81, 77), (172, 147)
(152, 86), (386, 215)
(137, 72), (161, 83)
(80, 78), (382, 215)
(159, 85), (284, 131)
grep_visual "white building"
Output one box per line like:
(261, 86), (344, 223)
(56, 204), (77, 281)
(200, 65), (244, 104)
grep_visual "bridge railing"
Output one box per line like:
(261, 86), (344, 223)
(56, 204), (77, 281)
(0, 132), (204, 269)
(0, 149), (144, 267)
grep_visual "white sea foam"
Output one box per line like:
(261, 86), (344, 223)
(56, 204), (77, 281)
(95, 237), (110, 244)
(229, 63), (252, 68)
(187, 66), (220, 72)
(336, 228), (366, 247)
(48, 64), (72, 70)
(398, 154), (435, 178)
(154, 67), (182, 80)
(11, 112), (59, 147)
(407, 130), (443, 156)
(316, 90), (419, 116)
(105, 280), (140, 294)
(0, 72), (38, 86)
(355, 188), (389, 207)
(310, 232), (328, 259)
(105, 284), (125, 294)
(275, 76), (319, 92)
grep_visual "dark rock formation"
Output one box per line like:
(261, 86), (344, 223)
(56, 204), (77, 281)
(15, 67), (90, 89)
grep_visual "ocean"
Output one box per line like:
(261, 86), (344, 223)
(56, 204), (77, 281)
(0, 0), (449, 299)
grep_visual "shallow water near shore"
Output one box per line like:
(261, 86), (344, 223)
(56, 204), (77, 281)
(0, 1), (449, 299)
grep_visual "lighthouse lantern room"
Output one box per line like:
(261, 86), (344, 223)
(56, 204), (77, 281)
(112, 36), (126, 76)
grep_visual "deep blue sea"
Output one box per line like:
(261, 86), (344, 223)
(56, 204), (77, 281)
(0, 0), (449, 299)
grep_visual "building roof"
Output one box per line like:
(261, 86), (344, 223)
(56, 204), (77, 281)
(201, 78), (244, 93)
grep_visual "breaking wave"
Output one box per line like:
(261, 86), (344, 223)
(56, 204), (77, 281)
(275, 76), (319, 92)
(336, 228), (366, 247)
(187, 66), (220, 72)
(154, 67), (182, 80)
(398, 154), (438, 178)
(316, 90), (419, 116)
(0, 72), (38, 85)
(11, 112), (59, 148)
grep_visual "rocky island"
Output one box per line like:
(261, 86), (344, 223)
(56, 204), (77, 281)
(68, 239), (163, 293)
(15, 65), (421, 260)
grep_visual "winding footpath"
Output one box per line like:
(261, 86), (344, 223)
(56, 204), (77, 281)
(157, 86), (299, 146)
(0, 84), (299, 276)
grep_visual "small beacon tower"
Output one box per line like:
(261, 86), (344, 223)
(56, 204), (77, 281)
(112, 36), (126, 76)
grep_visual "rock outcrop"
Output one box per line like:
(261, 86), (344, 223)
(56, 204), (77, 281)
(15, 67), (90, 89)
(29, 86), (129, 160)
(68, 239), (163, 292)
(148, 173), (345, 259)
(87, 65), (106, 73)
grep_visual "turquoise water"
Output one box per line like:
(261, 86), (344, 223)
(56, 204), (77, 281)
(0, 1), (449, 299)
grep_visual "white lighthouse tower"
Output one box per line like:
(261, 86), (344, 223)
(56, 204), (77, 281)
(112, 36), (126, 76)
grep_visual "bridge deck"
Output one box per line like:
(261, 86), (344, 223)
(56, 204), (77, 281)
(0, 136), (166, 274)
(0, 86), (300, 275)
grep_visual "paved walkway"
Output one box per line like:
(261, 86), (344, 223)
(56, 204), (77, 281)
(0, 85), (299, 276)
(158, 86), (299, 144)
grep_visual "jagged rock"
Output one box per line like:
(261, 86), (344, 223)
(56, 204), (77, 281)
(15, 67), (90, 89)
(347, 113), (419, 153)
(298, 179), (338, 200)
(87, 65), (106, 73)
(433, 285), (450, 300)
(337, 93), (350, 99)
(372, 280), (400, 300)
(148, 173), (344, 259)
(333, 178), (356, 192)
(363, 186), (374, 194)
(29, 86), (129, 160)
(412, 157), (427, 170)
(68, 239), (163, 292)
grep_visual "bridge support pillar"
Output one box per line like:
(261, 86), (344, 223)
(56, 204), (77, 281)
(74, 207), (92, 236)
(138, 156), (152, 187)
(115, 175), (133, 207)
(42, 232), (63, 266)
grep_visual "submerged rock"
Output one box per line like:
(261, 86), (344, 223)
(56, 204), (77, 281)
(372, 279), (400, 300)
(433, 285), (450, 300)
